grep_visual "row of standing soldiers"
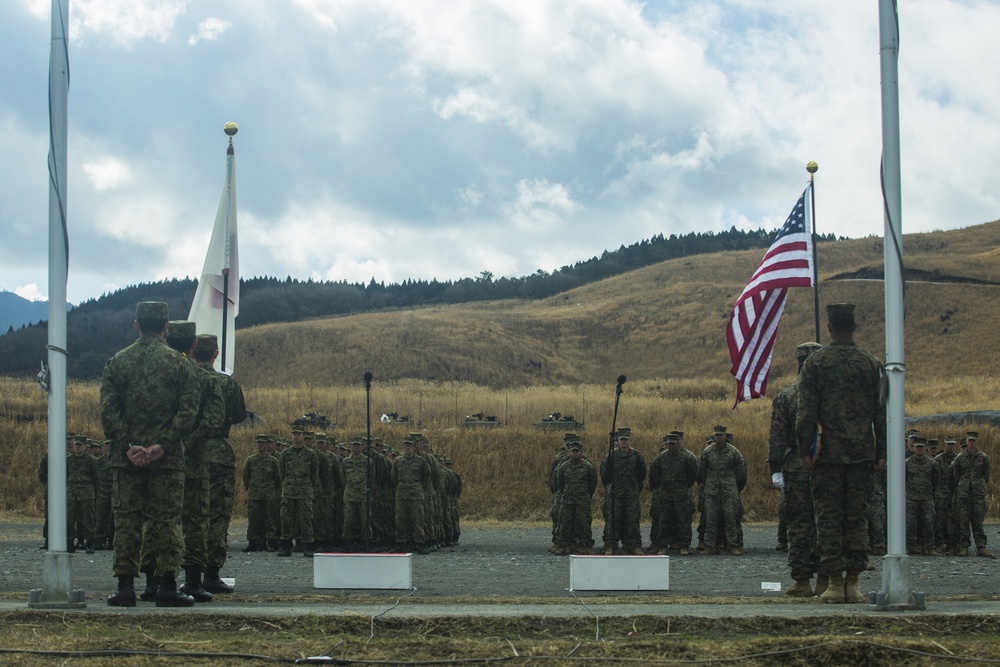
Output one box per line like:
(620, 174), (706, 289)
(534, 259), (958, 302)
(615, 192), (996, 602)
(242, 429), (462, 556)
(39, 434), (114, 553)
(548, 426), (747, 556)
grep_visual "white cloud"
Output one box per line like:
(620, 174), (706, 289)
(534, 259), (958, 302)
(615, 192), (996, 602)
(504, 179), (580, 232)
(188, 17), (232, 45)
(82, 156), (133, 192)
(15, 283), (46, 301)
(69, 0), (189, 46)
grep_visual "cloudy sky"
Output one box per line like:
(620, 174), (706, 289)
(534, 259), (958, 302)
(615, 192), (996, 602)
(2, 0), (998, 305)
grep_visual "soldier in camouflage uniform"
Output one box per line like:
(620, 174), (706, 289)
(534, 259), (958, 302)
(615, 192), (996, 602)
(905, 438), (942, 555)
(547, 435), (571, 552)
(93, 440), (114, 550)
(796, 303), (886, 604)
(342, 435), (376, 550)
(698, 426), (746, 556)
(193, 334), (247, 592)
(243, 435), (281, 552)
(951, 431), (991, 557)
(935, 436), (960, 554)
(266, 435), (283, 550)
(391, 437), (432, 553)
(599, 427), (646, 554)
(66, 436), (99, 553)
(768, 342), (822, 596)
(306, 432), (333, 552)
(321, 436), (345, 551)
(100, 301), (200, 607)
(277, 425), (319, 557)
(444, 458), (462, 546)
(649, 433), (699, 555)
(552, 436), (598, 555)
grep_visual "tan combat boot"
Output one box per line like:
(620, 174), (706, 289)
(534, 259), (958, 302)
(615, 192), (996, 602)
(977, 547), (992, 557)
(819, 572), (846, 604)
(844, 572), (866, 603)
(814, 574), (829, 597)
(600, 543), (613, 555)
(785, 579), (813, 598)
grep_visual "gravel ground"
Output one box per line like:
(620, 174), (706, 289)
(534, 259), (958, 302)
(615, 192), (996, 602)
(1, 521), (998, 601)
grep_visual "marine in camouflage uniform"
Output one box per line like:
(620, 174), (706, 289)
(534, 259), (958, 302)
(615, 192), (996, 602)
(552, 437), (597, 555)
(307, 433), (333, 551)
(547, 436), (571, 552)
(100, 301), (201, 607)
(277, 426), (319, 556)
(341, 435), (377, 549)
(935, 437), (960, 553)
(698, 426), (746, 556)
(391, 437), (432, 552)
(905, 438), (942, 555)
(66, 437), (98, 553)
(768, 342), (822, 596)
(796, 303), (887, 604)
(243, 435), (281, 551)
(649, 433), (699, 555)
(950, 432), (991, 557)
(444, 458), (462, 546)
(599, 427), (646, 554)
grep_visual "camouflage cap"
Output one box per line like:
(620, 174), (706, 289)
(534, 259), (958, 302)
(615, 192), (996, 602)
(135, 301), (168, 320)
(927, 439), (939, 448)
(663, 434), (680, 445)
(616, 427), (631, 440)
(303, 431), (315, 439)
(567, 441), (582, 451)
(826, 303), (856, 317)
(290, 424), (305, 434)
(562, 432), (580, 443)
(796, 342), (823, 360)
(87, 439), (101, 448)
(913, 437), (927, 446)
(194, 334), (218, 353)
(73, 434), (88, 444)
(906, 429), (920, 438)
(167, 320), (196, 339)
(255, 434), (269, 443)
(669, 431), (684, 439)
(713, 425), (727, 435)
(966, 431), (979, 440)
(944, 436), (957, 445)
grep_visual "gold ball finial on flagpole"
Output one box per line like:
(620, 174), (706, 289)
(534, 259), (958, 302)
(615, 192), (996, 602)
(806, 160), (818, 176)
(224, 122), (238, 146)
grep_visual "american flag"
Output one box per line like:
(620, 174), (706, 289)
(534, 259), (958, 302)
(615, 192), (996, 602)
(727, 186), (814, 407)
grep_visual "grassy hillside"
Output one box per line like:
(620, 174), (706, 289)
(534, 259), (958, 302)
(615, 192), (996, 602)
(234, 220), (1000, 389)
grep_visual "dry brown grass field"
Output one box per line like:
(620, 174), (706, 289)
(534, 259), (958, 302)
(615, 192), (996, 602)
(3, 220), (1000, 522)
(3, 374), (1000, 523)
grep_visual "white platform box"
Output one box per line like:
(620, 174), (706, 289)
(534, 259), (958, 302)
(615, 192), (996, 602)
(313, 553), (413, 590)
(569, 555), (669, 591)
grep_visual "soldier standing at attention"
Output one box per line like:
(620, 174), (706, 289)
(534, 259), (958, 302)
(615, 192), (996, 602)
(768, 342), (823, 596)
(547, 435), (571, 553)
(951, 431), (991, 557)
(391, 437), (432, 553)
(649, 433), (699, 555)
(553, 436), (598, 555)
(797, 303), (887, 604)
(342, 435), (376, 551)
(66, 436), (99, 554)
(905, 438), (941, 555)
(194, 334), (247, 593)
(698, 426), (746, 556)
(243, 435), (281, 552)
(935, 436), (960, 554)
(100, 301), (200, 607)
(599, 427), (646, 555)
(277, 425), (319, 557)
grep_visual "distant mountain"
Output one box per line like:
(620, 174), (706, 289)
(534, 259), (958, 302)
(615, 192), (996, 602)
(0, 291), (65, 334)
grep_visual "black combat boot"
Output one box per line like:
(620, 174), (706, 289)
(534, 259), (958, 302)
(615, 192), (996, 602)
(276, 540), (292, 557)
(241, 542), (259, 553)
(107, 575), (136, 607)
(179, 567), (213, 603)
(155, 576), (195, 607)
(85, 540), (95, 555)
(292, 539), (304, 553)
(202, 565), (234, 593)
(140, 574), (160, 602)
(266, 539), (277, 552)
(303, 543), (315, 558)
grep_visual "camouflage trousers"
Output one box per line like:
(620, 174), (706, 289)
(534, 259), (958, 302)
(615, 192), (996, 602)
(556, 502), (593, 549)
(269, 498), (281, 541)
(313, 494), (332, 544)
(602, 493), (642, 549)
(96, 491), (113, 543)
(550, 492), (562, 544)
(207, 463), (235, 568)
(179, 474), (209, 570)
(280, 497), (314, 542)
(935, 491), (955, 548)
(906, 498), (936, 551)
(783, 470), (817, 581)
(703, 492), (740, 549)
(446, 497), (460, 543)
(868, 478), (886, 551)
(343, 499), (372, 541)
(113, 467), (185, 579)
(652, 491), (693, 549)
(955, 490), (987, 549)
(394, 498), (425, 545)
(812, 462), (871, 576)
(246, 498), (275, 544)
(67, 491), (95, 544)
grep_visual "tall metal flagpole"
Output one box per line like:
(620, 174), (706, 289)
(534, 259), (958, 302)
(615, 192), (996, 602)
(220, 123), (237, 372)
(875, 0), (920, 611)
(806, 162), (821, 343)
(30, 0), (85, 609)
